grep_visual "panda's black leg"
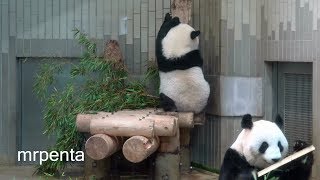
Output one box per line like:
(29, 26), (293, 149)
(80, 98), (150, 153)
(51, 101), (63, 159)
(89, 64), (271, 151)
(159, 93), (177, 112)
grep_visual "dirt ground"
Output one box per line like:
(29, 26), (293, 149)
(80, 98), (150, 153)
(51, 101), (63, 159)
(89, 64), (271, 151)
(0, 165), (219, 180)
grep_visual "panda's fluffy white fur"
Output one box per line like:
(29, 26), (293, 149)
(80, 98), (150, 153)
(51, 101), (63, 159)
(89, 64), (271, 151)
(156, 13), (210, 113)
(219, 114), (313, 180)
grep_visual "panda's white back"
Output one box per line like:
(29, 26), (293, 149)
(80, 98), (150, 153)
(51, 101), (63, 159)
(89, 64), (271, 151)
(159, 66), (210, 113)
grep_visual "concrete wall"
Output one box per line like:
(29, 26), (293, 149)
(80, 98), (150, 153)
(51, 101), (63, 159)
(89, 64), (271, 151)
(191, 1), (320, 176)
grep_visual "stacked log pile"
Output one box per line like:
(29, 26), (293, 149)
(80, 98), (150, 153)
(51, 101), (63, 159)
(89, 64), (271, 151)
(76, 108), (204, 179)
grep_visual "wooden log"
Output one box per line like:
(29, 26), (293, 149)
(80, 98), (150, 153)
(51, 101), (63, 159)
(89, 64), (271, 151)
(179, 128), (191, 172)
(156, 111), (194, 128)
(155, 153), (180, 180)
(122, 136), (160, 163)
(90, 114), (177, 137)
(85, 134), (123, 160)
(76, 112), (113, 132)
(194, 112), (206, 125)
(76, 109), (196, 133)
(159, 128), (180, 153)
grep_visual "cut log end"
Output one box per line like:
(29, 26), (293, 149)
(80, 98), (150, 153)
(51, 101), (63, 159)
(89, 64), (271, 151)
(122, 136), (160, 163)
(85, 134), (121, 160)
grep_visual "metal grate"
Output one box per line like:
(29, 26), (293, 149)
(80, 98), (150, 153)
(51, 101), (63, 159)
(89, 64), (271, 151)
(283, 73), (312, 151)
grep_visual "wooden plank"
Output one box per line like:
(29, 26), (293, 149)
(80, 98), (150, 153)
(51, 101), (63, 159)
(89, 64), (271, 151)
(148, 11), (155, 36)
(96, 0), (103, 38)
(155, 0), (162, 19)
(234, 0), (242, 40)
(312, 61), (320, 178)
(133, 14), (140, 39)
(104, 0), (111, 35)
(119, 0), (126, 36)
(133, 38), (141, 74)
(74, 0), (82, 30)
(89, 0), (96, 37)
(31, 0), (38, 39)
(52, 0), (59, 39)
(149, 0), (155, 11)
(60, 0), (67, 39)
(45, 0), (53, 39)
(9, 0), (16, 36)
(2, 0), (9, 53)
(111, 0), (118, 39)
(16, 0), (24, 39)
(23, 0), (31, 39)
(141, 1), (148, 28)
(0, 55), (2, 137)
(148, 37), (155, 61)
(81, 0), (89, 34)
(141, 28), (148, 53)
(126, 0), (133, 44)
(67, 0), (75, 39)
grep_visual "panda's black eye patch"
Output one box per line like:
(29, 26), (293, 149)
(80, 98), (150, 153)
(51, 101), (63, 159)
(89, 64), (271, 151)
(259, 141), (269, 153)
(278, 141), (284, 152)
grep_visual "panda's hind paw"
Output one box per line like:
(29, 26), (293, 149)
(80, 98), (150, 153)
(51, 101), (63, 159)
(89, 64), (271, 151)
(159, 93), (177, 112)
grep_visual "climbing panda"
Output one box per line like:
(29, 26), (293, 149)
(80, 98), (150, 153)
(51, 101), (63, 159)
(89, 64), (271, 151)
(219, 114), (314, 180)
(155, 13), (210, 113)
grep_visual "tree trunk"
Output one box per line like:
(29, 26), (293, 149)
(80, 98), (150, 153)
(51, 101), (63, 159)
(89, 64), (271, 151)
(122, 136), (160, 163)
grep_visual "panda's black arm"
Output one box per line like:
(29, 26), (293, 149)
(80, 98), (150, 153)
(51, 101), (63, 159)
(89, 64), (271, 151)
(219, 148), (257, 180)
(157, 50), (204, 72)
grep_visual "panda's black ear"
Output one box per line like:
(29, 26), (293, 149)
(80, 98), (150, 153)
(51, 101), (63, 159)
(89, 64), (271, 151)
(191, 30), (200, 39)
(241, 114), (253, 129)
(275, 114), (284, 129)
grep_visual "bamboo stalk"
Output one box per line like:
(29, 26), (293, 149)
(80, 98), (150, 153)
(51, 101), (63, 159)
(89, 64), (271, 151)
(257, 145), (315, 177)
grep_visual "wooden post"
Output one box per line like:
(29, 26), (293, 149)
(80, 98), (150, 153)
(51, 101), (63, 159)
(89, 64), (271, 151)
(171, 0), (192, 24)
(84, 155), (111, 180)
(155, 153), (180, 180)
(122, 136), (160, 163)
(159, 127), (180, 153)
(85, 134), (123, 160)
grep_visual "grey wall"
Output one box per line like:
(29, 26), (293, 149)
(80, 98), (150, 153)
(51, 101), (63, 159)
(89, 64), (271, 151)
(0, 0), (171, 164)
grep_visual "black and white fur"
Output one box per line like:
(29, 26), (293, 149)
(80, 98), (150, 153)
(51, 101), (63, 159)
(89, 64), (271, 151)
(156, 13), (210, 113)
(219, 114), (314, 180)
(219, 114), (289, 180)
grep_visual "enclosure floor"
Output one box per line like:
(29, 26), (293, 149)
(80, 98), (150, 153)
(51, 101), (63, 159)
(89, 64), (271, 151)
(0, 165), (219, 180)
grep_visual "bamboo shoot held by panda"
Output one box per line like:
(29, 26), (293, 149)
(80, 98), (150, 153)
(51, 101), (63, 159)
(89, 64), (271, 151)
(85, 134), (123, 160)
(122, 136), (160, 163)
(89, 114), (178, 137)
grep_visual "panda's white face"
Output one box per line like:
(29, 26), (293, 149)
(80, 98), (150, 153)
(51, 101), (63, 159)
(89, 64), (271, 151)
(231, 120), (289, 169)
(161, 24), (199, 59)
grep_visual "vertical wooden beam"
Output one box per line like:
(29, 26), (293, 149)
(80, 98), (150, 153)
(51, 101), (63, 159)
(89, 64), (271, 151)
(312, 61), (320, 179)
(171, 0), (192, 24)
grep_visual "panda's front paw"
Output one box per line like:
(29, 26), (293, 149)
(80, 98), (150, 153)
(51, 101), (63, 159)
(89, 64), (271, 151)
(171, 17), (180, 25)
(293, 140), (308, 152)
(164, 13), (172, 22)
